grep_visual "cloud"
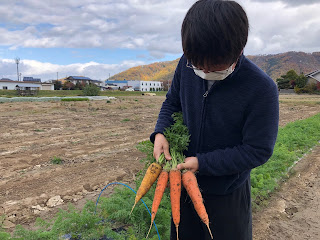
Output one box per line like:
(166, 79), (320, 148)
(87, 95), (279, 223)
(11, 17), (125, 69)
(0, 58), (145, 81)
(242, 0), (320, 54)
(0, 0), (320, 79)
(0, 0), (193, 57)
(250, 0), (320, 6)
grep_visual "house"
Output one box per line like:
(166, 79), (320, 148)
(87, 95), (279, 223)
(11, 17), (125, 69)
(305, 70), (320, 89)
(0, 79), (54, 91)
(105, 80), (163, 91)
(65, 76), (104, 88)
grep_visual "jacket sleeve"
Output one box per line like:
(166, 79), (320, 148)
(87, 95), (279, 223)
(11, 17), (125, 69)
(197, 82), (279, 176)
(150, 57), (183, 143)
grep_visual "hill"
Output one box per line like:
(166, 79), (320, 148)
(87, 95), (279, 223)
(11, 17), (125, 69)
(110, 51), (320, 82)
(110, 59), (180, 82)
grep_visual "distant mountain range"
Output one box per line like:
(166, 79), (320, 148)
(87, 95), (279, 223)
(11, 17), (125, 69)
(110, 51), (320, 82)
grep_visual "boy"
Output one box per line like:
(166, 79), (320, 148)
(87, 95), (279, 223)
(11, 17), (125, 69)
(151, 0), (279, 239)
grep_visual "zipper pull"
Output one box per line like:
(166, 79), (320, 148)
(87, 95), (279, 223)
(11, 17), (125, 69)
(203, 90), (208, 98)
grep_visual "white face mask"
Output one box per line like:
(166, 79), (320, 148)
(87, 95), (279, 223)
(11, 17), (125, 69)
(193, 64), (235, 81)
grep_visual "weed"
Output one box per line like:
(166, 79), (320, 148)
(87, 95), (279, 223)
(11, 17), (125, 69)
(51, 156), (63, 165)
(33, 129), (45, 132)
(121, 118), (130, 122)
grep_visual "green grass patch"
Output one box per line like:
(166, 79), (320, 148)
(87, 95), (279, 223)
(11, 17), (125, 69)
(51, 156), (63, 165)
(251, 113), (320, 209)
(61, 98), (89, 102)
(121, 118), (131, 122)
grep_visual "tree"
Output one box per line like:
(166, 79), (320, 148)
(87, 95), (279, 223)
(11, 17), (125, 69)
(62, 81), (75, 90)
(54, 81), (62, 90)
(75, 81), (86, 90)
(276, 69), (299, 89)
(295, 74), (307, 88)
(82, 83), (100, 96)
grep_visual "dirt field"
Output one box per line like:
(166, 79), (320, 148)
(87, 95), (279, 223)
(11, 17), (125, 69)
(1, 94), (320, 238)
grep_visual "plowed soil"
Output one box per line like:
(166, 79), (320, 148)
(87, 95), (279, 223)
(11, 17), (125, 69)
(0, 94), (320, 239)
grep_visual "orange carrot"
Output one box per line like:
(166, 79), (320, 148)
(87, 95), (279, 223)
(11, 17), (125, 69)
(170, 168), (181, 240)
(130, 162), (162, 214)
(182, 170), (213, 239)
(146, 170), (169, 238)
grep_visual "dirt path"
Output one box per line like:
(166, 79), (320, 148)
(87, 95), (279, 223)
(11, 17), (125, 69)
(0, 94), (320, 238)
(253, 145), (320, 240)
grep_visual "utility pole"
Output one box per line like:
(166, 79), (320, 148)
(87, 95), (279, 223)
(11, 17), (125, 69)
(15, 57), (20, 81)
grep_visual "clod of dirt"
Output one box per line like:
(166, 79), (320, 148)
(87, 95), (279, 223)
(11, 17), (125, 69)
(46, 196), (64, 207)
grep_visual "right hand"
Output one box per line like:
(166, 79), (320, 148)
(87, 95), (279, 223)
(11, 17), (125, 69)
(153, 133), (172, 161)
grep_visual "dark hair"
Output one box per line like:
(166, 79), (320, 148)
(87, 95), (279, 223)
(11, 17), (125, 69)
(181, 0), (249, 67)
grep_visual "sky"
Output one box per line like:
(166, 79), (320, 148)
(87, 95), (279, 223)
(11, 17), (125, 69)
(0, 0), (319, 81)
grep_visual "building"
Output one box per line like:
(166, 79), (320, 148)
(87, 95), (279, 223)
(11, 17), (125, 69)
(65, 76), (104, 88)
(305, 70), (320, 89)
(105, 80), (129, 90)
(105, 80), (163, 91)
(0, 79), (54, 91)
(140, 80), (163, 92)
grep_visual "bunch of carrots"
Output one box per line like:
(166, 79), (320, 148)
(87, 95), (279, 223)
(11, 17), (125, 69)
(130, 112), (213, 240)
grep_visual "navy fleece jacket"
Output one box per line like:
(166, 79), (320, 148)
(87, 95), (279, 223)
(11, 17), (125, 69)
(150, 54), (279, 195)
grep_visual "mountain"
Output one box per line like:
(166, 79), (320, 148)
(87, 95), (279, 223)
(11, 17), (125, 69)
(110, 51), (320, 82)
(110, 59), (180, 82)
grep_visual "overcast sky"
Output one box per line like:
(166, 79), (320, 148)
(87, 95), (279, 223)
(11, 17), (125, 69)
(0, 0), (319, 81)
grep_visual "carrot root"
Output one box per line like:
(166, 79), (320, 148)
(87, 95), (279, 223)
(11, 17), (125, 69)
(182, 170), (213, 239)
(146, 170), (169, 238)
(130, 162), (162, 214)
(170, 169), (181, 240)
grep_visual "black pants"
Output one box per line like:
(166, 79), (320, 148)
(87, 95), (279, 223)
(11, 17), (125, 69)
(170, 178), (252, 240)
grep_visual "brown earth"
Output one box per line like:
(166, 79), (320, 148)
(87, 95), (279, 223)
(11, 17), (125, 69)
(0, 94), (320, 238)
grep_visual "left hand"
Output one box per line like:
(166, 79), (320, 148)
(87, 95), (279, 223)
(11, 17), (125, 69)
(177, 156), (199, 173)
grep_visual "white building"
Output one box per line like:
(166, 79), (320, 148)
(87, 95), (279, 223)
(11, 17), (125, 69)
(105, 80), (163, 91)
(140, 81), (163, 92)
(0, 79), (54, 90)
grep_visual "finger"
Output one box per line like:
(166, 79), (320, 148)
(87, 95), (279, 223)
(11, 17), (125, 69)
(153, 148), (162, 160)
(163, 145), (172, 160)
(177, 162), (187, 171)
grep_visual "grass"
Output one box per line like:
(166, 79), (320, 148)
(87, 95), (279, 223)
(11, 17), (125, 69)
(251, 113), (320, 209)
(1, 113), (320, 239)
(51, 156), (63, 165)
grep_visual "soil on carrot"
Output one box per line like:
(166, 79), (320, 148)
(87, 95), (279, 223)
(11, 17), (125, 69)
(0, 94), (320, 239)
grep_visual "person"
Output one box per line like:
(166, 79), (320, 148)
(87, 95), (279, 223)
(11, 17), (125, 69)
(150, 0), (279, 239)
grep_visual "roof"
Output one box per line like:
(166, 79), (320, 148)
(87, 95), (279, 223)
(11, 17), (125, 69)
(305, 70), (320, 77)
(67, 76), (92, 80)
(105, 80), (128, 84)
(0, 80), (41, 84)
(305, 70), (320, 82)
(23, 77), (41, 82)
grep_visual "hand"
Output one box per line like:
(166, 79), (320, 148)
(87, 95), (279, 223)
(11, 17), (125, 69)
(153, 133), (172, 161)
(177, 157), (199, 173)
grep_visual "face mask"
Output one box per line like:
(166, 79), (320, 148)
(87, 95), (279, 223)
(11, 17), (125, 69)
(193, 64), (235, 81)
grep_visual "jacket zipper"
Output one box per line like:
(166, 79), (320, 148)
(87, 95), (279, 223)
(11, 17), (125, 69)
(197, 81), (218, 152)
(197, 86), (209, 152)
